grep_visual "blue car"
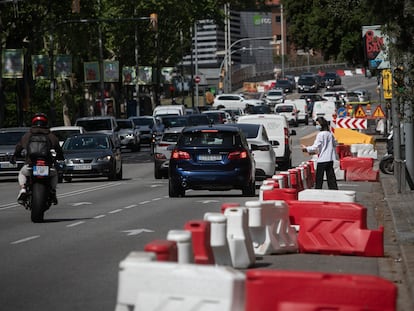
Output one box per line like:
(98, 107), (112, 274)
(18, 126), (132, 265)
(168, 125), (256, 197)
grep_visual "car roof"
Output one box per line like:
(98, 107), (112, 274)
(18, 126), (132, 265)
(182, 125), (240, 134)
(50, 126), (84, 130)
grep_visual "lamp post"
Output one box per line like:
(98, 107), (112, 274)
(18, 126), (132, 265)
(218, 36), (274, 93)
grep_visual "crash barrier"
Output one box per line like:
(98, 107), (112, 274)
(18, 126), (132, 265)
(351, 143), (378, 159)
(224, 207), (256, 268)
(308, 157), (345, 181)
(144, 240), (177, 262)
(286, 200), (384, 256)
(259, 184), (274, 200)
(279, 171), (292, 188)
(245, 200), (298, 255)
(336, 144), (352, 159)
(115, 252), (246, 311)
(245, 270), (397, 311)
(204, 212), (233, 266)
(340, 156), (379, 182)
(262, 187), (298, 201)
(288, 168), (304, 191)
(184, 220), (215, 265)
(167, 230), (194, 264)
(298, 188), (356, 202)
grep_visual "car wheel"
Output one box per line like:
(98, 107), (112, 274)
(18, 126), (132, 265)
(242, 179), (256, 197)
(169, 179), (184, 197)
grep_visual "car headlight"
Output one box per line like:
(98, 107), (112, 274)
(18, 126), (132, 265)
(97, 155), (112, 162)
(125, 133), (134, 138)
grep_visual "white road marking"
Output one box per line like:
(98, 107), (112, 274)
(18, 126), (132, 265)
(66, 221), (85, 227)
(70, 202), (92, 207)
(94, 214), (106, 219)
(152, 197), (162, 201)
(124, 204), (137, 209)
(0, 203), (19, 210)
(139, 201), (151, 204)
(11, 235), (40, 245)
(122, 229), (154, 236)
(109, 209), (123, 214)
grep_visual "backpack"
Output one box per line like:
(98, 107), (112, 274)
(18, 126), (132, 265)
(27, 133), (51, 162)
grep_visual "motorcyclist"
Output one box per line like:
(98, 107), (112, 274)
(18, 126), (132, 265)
(12, 113), (64, 205)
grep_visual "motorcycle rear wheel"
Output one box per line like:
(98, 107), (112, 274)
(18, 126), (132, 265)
(31, 182), (48, 223)
(380, 156), (394, 175)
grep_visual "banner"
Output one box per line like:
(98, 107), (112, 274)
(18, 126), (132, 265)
(2, 49), (24, 78)
(362, 25), (390, 70)
(55, 55), (72, 78)
(122, 66), (136, 85)
(84, 61), (100, 83)
(104, 60), (119, 82)
(32, 55), (49, 79)
(138, 66), (152, 85)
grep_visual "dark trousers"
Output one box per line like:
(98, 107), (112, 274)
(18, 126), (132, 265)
(315, 161), (338, 190)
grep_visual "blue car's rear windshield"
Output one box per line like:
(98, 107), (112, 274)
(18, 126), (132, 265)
(179, 131), (239, 147)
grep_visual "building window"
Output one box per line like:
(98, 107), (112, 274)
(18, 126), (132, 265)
(276, 35), (281, 41)
(275, 16), (281, 23)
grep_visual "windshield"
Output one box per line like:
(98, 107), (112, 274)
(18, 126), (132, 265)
(52, 130), (81, 141)
(76, 119), (111, 131)
(0, 131), (26, 145)
(63, 135), (109, 150)
(179, 131), (239, 147)
(117, 120), (133, 129)
(131, 118), (154, 127)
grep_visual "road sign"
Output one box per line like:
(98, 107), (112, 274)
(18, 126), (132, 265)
(372, 105), (386, 118)
(382, 69), (393, 100)
(354, 106), (367, 118)
(336, 118), (367, 129)
(194, 76), (201, 84)
(337, 107), (347, 118)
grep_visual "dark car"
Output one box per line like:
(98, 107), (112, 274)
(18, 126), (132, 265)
(0, 127), (28, 177)
(168, 125), (256, 197)
(275, 79), (293, 93)
(322, 72), (342, 87)
(61, 133), (122, 182)
(297, 76), (319, 93)
(129, 116), (155, 145)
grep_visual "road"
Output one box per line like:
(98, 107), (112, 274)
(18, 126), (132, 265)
(2, 74), (404, 311)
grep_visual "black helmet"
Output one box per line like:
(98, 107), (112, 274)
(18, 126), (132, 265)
(31, 113), (48, 128)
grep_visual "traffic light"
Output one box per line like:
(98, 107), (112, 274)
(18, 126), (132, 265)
(150, 13), (158, 31)
(72, 0), (80, 13)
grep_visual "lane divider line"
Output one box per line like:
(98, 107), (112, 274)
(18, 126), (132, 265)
(66, 221), (85, 228)
(11, 235), (40, 245)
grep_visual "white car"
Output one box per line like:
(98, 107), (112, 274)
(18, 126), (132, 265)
(274, 102), (299, 127)
(264, 89), (285, 107)
(50, 126), (85, 147)
(229, 123), (276, 180)
(116, 118), (141, 151)
(211, 94), (246, 110)
(284, 99), (308, 124)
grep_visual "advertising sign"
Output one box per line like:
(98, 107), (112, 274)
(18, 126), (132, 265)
(104, 61), (119, 82)
(362, 25), (390, 69)
(55, 55), (72, 78)
(2, 49), (24, 78)
(84, 61), (100, 83)
(122, 66), (136, 85)
(32, 55), (49, 79)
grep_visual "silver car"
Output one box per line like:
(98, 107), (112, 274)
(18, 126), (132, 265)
(116, 119), (141, 151)
(0, 127), (28, 177)
(153, 127), (183, 179)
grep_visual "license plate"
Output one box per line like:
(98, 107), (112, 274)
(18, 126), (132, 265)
(199, 154), (221, 161)
(73, 164), (92, 170)
(33, 165), (49, 176)
(0, 162), (17, 168)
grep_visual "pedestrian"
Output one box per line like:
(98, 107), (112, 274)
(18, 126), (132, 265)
(301, 116), (338, 190)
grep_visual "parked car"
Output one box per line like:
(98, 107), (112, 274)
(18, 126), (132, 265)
(61, 133), (122, 182)
(264, 89), (285, 107)
(168, 125), (256, 197)
(237, 114), (295, 171)
(75, 116), (120, 147)
(202, 110), (233, 124)
(153, 127), (183, 179)
(116, 119), (141, 151)
(211, 94), (246, 110)
(129, 116), (155, 145)
(0, 127), (28, 177)
(275, 79), (294, 93)
(227, 123), (276, 180)
(274, 102), (299, 127)
(50, 126), (85, 147)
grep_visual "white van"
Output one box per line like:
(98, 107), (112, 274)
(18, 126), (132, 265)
(237, 114), (295, 171)
(312, 100), (337, 124)
(285, 99), (308, 124)
(153, 105), (185, 117)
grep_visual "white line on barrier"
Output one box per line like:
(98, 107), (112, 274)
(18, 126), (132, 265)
(11, 235), (40, 245)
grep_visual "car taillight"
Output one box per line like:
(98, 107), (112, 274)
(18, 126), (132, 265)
(36, 160), (46, 166)
(171, 150), (190, 160)
(228, 150), (248, 160)
(284, 127), (289, 145)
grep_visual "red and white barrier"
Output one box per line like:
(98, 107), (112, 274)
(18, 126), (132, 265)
(298, 189), (356, 202)
(167, 230), (194, 264)
(204, 212), (233, 266)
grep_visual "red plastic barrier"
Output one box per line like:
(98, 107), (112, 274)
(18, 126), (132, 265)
(336, 69), (345, 76)
(272, 174), (287, 188)
(245, 270), (397, 311)
(307, 160), (316, 186)
(288, 168), (304, 191)
(285, 200), (384, 256)
(221, 202), (240, 214)
(336, 144), (352, 159)
(144, 240), (177, 262)
(184, 220), (215, 265)
(345, 166), (379, 181)
(263, 188), (298, 201)
(340, 156), (374, 170)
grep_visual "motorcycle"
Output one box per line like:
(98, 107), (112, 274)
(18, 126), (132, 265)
(22, 150), (61, 223)
(379, 131), (394, 175)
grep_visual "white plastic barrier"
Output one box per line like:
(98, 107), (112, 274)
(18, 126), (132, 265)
(204, 212), (232, 266)
(351, 143), (377, 159)
(297, 166), (308, 189)
(115, 252), (246, 311)
(298, 189), (356, 202)
(357, 149), (378, 159)
(259, 184), (274, 201)
(272, 174), (286, 188)
(224, 207), (256, 269)
(167, 230), (194, 264)
(279, 171), (292, 188)
(245, 200), (298, 255)
(311, 158), (345, 181)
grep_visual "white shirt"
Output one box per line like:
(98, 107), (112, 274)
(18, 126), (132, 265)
(306, 130), (337, 163)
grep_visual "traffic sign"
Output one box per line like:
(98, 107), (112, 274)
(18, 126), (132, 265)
(194, 76), (201, 84)
(336, 118), (367, 129)
(372, 105), (386, 118)
(337, 107), (347, 118)
(354, 106), (366, 118)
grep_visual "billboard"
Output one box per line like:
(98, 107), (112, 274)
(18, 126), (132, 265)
(32, 55), (49, 79)
(362, 25), (390, 70)
(2, 49), (24, 78)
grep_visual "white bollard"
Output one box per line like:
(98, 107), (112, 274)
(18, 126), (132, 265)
(167, 230), (194, 264)
(204, 212), (232, 266)
(224, 207), (256, 269)
(115, 253), (246, 311)
(245, 200), (298, 255)
(298, 189), (356, 202)
(297, 166), (308, 189)
(272, 174), (285, 188)
(259, 184), (274, 201)
(279, 171), (292, 188)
